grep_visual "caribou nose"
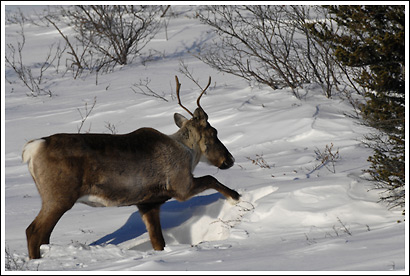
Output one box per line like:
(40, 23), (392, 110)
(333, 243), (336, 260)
(219, 154), (235, 170)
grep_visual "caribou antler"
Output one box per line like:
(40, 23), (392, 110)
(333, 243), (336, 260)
(175, 76), (193, 116)
(175, 75), (212, 116)
(196, 76), (211, 110)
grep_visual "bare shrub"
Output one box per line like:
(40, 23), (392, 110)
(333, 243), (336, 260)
(196, 5), (352, 99)
(5, 19), (64, 97)
(313, 143), (340, 173)
(45, 5), (163, 76)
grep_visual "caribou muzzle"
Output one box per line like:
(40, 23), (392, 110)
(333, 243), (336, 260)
(219, 153), (235, 170)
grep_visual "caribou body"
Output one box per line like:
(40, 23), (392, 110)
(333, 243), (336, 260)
(22, 76), (240, 259)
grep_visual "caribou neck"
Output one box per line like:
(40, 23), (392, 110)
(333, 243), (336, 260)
(169, 127), (202, 171)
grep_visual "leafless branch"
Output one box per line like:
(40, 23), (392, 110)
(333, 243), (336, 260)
(77, 97), (97, 133)
(131, 78), (169, 102)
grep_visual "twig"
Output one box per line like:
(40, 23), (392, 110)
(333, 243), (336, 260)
(336, 216), (352, 236)
(313, 143), (340, 173)
(178, 60), (205, 91)
(77, 97), (97, 133)
(131, 78), (169, 102)
(246, 154), (274, 169)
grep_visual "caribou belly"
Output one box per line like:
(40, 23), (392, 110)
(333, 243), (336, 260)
(77, 195), (119, 207)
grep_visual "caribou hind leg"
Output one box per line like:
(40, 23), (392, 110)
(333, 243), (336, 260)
(137, 203), (166, 251)
(26, 202), (73, 259)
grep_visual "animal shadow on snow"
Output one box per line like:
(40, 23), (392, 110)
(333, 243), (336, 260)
(90, 193), (223, 249)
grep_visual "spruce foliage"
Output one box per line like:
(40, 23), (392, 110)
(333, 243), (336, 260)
(311, 5), (405, 210)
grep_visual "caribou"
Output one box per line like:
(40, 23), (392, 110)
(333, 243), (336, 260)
(22, 76), (240, 259)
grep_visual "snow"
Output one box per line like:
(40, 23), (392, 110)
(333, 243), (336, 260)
(2, 4), (408, 273)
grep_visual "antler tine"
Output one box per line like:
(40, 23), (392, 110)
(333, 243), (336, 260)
(175, 76), (193, 116)
(196, 76), (211, 109)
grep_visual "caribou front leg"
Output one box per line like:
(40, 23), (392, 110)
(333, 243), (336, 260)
(180, 175), (240, 204)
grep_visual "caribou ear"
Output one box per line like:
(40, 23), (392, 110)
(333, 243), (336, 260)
(193, 107), (208, 122)
(174, 113), (188, 128)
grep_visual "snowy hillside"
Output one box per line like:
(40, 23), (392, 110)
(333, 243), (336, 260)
(2, 5), (407, 272)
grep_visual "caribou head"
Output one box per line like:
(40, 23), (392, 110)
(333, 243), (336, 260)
(173, 76), (235, 170)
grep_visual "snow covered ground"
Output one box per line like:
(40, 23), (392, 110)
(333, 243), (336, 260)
(2, 4), (408, 273)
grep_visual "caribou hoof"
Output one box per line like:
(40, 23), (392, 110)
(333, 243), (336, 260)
(227, 191), (241, 205)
